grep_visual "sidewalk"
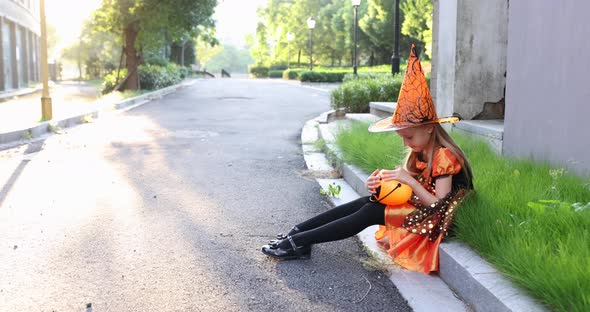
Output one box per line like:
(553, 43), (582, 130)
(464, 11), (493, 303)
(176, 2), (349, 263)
(0, 81), (102, 133)
(301, 111), (549, 312)
(0, 79), (197, 149)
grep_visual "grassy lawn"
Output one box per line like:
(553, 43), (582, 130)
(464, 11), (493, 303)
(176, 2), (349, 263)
(334, 121), (590, 312)
(85, 79), (104, 87)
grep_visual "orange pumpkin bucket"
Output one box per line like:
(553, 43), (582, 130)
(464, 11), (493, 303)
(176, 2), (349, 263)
(371, 176), (413, 206)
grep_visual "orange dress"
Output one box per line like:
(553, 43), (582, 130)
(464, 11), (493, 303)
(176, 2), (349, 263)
(374, 148), (470, 274)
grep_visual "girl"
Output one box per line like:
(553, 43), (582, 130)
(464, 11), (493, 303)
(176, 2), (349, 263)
(262, 45), (474, 274)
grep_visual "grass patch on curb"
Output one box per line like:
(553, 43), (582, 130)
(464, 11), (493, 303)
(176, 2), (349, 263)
(314, 138), (326, 152)
(334, 120), (590, 312)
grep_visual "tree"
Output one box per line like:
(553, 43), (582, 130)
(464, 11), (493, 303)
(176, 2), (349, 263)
(93, 0), (216, 90)
(195, 35), (223, 70)
(61, 20), (120, 79)
(400, 0), (433, 58)
(251, 0), (432, 67)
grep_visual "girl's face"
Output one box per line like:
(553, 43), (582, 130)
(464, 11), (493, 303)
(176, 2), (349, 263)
(396, 125), (433, 153)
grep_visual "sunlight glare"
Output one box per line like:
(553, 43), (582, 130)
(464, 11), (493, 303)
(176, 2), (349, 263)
(45, 0), (102, 56)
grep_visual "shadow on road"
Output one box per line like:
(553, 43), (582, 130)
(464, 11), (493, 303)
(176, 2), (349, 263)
(0, 140), (46, 208)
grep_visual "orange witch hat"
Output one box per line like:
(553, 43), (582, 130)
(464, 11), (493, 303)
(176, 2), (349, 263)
(368, 44), (460, 132)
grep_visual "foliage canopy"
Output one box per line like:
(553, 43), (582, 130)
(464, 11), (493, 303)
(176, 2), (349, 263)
(92, 0), (217, 90)
(251, 0), (432, 67)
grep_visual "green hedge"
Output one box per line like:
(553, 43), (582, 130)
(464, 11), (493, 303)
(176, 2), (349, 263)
(270, 64), (288, 71)
(101, 63), (187, 93)
(296, 65), (394, 83)
(178, 66), (191, 79)
(268, 70), (284, 78)
(299, 71), (348, 82)
(282, 68), (304, 80)
(249, 66), (269, 78)
(342, 72), (393, 82)
(138, 63), (182, 90)
(330, 74), (405, 113)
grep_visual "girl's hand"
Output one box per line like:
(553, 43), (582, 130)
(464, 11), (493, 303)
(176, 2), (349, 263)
(379, 167), (416, 188)
(365, 169), (381, 194)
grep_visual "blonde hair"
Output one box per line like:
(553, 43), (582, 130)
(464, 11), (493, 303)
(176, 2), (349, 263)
(403, 124), (473, 186)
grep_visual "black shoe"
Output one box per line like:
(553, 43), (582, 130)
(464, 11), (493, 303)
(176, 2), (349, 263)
(269, 226), (301, 246)
(261, 236), (311, 260)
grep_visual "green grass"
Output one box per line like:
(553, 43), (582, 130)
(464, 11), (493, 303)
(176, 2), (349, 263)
(334, 121), (590, 312)
(334, 122), (406, 171)
(120, 90), (147, 99)
(85, 79), (104, 87)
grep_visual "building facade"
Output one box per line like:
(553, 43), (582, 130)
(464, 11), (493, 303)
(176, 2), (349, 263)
(0, 0), (40, 93)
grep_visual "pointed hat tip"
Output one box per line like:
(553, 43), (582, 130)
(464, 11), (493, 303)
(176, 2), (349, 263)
(410, 43), (417, 58)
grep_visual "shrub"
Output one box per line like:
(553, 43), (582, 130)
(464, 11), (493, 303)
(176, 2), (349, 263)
(101, 68), (128, 94)
(330, 75), (405, 113)
(268, 70), (284, 78)
(299, 71), (323, 82)
(178, 66), (192, 79)
(249, 65), (269, 78)
(269, 64), (288, 71)
(102, 63), (185, 93)
(299, 70), (349, 82)
(283, 68), (304, 80)
(144, 56), (169, 67)
(138, 63), (182, 90)
(342, 72), (393, 83)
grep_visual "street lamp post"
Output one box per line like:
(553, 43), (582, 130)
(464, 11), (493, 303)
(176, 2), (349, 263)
(307, 16), (316, 71)
(391, 0), (401, 75)
(352, 0), (362, 75)
(287, 32), (294, 69)
(40, 0), (52, 120)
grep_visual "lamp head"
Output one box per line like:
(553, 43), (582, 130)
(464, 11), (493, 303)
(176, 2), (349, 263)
(307, 16), (316, 29)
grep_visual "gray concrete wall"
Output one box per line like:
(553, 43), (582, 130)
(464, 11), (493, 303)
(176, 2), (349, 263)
(433, 0), (457, 119)
(504, 1), (590, 175)
(429, 0), (439, 106)
(432, 0), (508, 120)
(454, 0), (508, 119)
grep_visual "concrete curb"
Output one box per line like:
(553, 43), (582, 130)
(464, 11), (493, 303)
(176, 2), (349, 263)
(0, 80), (197, 149)
(303, 111), (549, 312)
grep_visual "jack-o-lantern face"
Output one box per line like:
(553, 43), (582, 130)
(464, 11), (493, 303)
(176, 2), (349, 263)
(371, 178), (413, 206)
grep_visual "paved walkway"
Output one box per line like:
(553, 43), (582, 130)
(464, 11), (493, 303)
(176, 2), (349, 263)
(0, 81), (107, 133)
(0, 78), (341, 135)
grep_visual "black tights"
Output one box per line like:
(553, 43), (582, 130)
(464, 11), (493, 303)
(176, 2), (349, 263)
(280, 196), (386, 248)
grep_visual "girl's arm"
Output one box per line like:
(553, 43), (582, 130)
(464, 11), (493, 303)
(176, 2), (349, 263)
(379, 167), (452, 206)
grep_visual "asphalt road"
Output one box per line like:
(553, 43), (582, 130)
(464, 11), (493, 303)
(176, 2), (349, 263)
(0, 78), (411, 311)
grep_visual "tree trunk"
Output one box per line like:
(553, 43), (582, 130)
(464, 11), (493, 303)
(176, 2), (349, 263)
(330, 50), (335, 67)
(123, 22), (140, 91)
(297, 49), (301, 67)
(77, 44), (82, 80)
(181, 41), (186, 67)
